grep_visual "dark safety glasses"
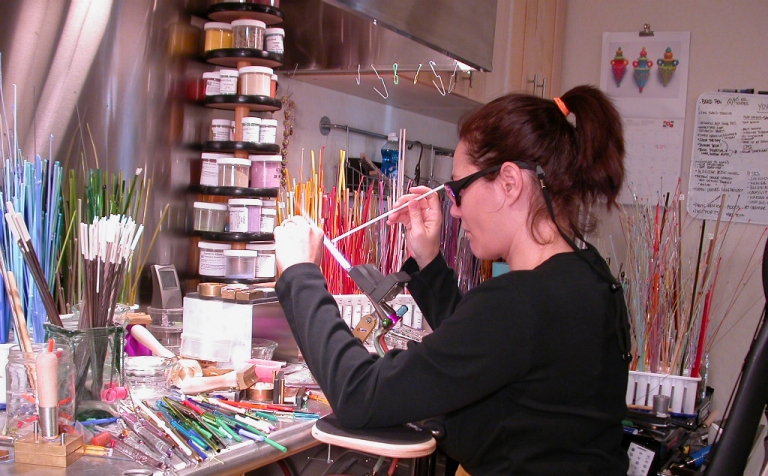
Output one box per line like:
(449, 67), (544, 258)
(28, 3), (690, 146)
(445, 162), (534, 206)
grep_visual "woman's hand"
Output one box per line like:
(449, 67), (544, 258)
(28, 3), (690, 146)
(274, 215), (325, 274)
(386, 186), (443, 269)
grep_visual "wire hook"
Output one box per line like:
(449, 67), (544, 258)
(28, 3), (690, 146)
(414, 63), (422, 84)
(392, 63), (399, 85)
(356, 64), (361, 85)
(447, 61), (460, 94)
(429, 61), (446, 96)
(371, 64), (388, 99)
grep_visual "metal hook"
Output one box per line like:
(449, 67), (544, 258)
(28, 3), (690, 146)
(356, 64), (361, 85)
(371, 64), (388, 99)
(408, 141), (424, 184)
(392, 63), (399, 85)
(447, 60), (460, 94)
(429, 61), (446, 96)
(414, 63), (422, 84)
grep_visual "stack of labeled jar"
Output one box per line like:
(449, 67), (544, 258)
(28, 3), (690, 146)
(209, 116), (278, 144)
(202, 66), (278, 99)
(197, 238), (277, 281)
(199, 153), (282, 189)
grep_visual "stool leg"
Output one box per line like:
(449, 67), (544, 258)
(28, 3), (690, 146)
(412, 452), (437, 476)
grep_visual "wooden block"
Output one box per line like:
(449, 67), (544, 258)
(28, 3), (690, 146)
(14, 433), (84, 467)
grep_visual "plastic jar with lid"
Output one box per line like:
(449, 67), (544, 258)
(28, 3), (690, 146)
(224, 249), (259, 279)
(239, 66), (273, 96)
(231, 19), (266, 49)
(200, 152), (230, 186)
(198, 241), (232, 276)
(259, 119), (278, 144)
(203, 71), (221, 96)
(203, 22), (233, 52)
(242, 117), (261, 143)
(246, 242), (276, 279)
(260, 207), (277, 233)
(217, 158), (251, 188)
(219, 69), (239, 95)
(228, 198), (263, 233)
(210, 119), (231, 141)
(249, 155), (282, 188)
(270, 74), (278, 97)
(264, 28), (284, 54)
(193, 201), (228, 232)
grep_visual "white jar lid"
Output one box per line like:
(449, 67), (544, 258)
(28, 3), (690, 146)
(201, 152), (231, 160)
(223, 249), (259, 257)
(204, 22), (232, 30)
(231, 19), (266, 28)
(219, 69), (239, 77)
(228, 198), (263, 206)
(194, 201), (228, 211)
(261, 119), (278, 126)
(262, 199), (277, 206)
(265, 28), (285, 35)
(261, 208), (277, 216)
(246, 243), (276, 251)
(211, 119), (231, 127)
(242, 117), (262, 124)
(239, 66), (273, 75)
(249, 154), (282, 162)
(199, 241), (232, 250)
(202, 72), (221, 79)
(271, 74), (278, 80)
(217, 158), (251, 166)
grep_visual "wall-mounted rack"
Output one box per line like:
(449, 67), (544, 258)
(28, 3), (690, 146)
(318, 116), (455, 156)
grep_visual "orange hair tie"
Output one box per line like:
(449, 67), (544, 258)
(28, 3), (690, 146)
(553, 97), (570, 117)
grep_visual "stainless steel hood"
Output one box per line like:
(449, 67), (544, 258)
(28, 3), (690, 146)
(280, 0), (497, 121)
(281, 0), (496, 73)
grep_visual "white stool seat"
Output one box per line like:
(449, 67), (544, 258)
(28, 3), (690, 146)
(312, 414), (437, 459)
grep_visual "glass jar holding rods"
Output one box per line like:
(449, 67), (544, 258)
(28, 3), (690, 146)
(45, 323), (125, 419)
(5, 343), (76, 439)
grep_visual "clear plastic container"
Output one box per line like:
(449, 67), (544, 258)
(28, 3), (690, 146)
(264, 28), (284, 54)
(231, 19), (266, 49)
(250, 338), (278, 359)
(203, 71), (221, 96)
(180, 333), (232, 362)
(198, 241), (232, 276)
(200, 152), (230, 186)
(123, 356), (173, 402)
(210, 119), (231, 141)
(6, 343), (76, 439)
(219, 69), (239, 95)
(242, 117), (261, 142)
(228, 198), (263, 233)
(260, 207), (277, 233)
(223, 249), (259, 279)
(203, 22), (233, 52)
(246, 242), (276, 279)
(193, 201), (228, 232)
(249, 154), (282, 188)
(147, 306), (183, 328)
(239, 66), (272, 96)
(217, 158), (251, 187)
(259, 118), (278, 144)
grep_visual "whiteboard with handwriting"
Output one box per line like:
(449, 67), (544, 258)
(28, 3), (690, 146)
(687, 92), (768, 224)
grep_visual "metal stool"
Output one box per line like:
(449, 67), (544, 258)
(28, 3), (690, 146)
(312, 413), (437, 475)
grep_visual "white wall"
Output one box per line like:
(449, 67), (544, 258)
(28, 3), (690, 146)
(562, 1), (768, 473)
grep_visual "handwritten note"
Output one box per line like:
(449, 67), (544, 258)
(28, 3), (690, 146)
(687, 92), (768, 224)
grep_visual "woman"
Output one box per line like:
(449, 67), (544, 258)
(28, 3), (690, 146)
(274, 85), (630, 475)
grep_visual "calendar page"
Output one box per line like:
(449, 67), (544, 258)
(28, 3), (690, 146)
(620, 118), (685, 204)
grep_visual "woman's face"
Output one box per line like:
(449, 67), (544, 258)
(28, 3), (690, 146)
(448, 141), (509, 260)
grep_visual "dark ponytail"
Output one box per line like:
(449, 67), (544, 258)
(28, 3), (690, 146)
(458, 84), (625, 242)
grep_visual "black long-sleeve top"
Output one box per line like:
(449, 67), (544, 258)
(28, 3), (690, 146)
(275, 249), (629, 475)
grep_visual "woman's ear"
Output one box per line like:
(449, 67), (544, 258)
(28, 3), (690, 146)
(498, 162), (525, 203)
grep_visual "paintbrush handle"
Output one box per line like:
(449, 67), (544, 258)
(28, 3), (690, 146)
(331, 184), (444, 243)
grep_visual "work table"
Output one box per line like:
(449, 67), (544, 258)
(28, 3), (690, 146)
(0, 401), (332, 475)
